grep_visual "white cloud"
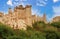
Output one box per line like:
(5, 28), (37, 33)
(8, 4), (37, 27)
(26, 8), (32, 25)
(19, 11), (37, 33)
(7, 0), (28, 6)
(18, 0), (27, 1)
(15, 0), (19, 1)
(19, 2), (26, 7)
(53, 6), (60, 17)
(32, 9), (43, 17)
(36, 3), (46, 6)
(7, 0), (13, 6)
(13, 1), (28, 7)
(36, 0), (47, 6)
(53, 0), (60, 3)
(15, 0), (27, 1)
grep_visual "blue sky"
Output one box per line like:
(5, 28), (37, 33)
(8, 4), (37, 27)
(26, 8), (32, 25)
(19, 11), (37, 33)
(0, 0), (60, 21)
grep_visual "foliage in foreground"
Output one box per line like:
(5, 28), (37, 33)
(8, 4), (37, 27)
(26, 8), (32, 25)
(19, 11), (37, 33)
(51, 22), (60, 28)
(0, 21), (60, 39)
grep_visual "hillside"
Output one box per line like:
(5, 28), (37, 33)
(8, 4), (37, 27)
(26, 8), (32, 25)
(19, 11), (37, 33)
(0, 21), (60, 39)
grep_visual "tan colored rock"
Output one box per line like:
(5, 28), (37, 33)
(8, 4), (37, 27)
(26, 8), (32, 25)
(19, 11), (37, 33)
(0, 5), (47, 30)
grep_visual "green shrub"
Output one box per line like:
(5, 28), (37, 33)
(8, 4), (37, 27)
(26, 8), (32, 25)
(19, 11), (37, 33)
(51, 22), (60, 28)
(46, 32), (58, 39)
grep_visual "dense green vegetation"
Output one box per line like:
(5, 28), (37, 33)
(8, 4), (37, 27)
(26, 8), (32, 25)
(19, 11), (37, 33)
(0, 21), (60, 39)
(51, 22), (60, 28)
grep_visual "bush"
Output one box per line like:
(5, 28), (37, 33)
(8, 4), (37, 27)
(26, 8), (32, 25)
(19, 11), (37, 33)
(46, 32), (58, 39)
(0, 23), (14, 39)
(51, 22), (60, 28)
(32, 21), (46, 31)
